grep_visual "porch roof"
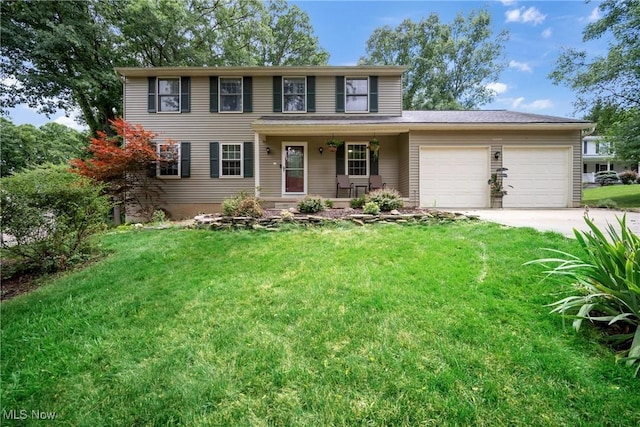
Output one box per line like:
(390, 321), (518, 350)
(252, 110), (593, 135)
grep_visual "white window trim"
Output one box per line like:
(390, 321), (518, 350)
(220, 142), (244, 178)
(346, 142), (369, 177)
(219, 77), (243, 113)
(282, 76), (307, 113)
(345, 76), (369, 113)
(157, 77), (181, 114)
(156, 142), (181, 178)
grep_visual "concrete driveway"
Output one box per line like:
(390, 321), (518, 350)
(451, 208), (640, 238)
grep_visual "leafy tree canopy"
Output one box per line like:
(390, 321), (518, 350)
(359, 9), (509, 110)
(1, 0), (328, 135)
(0, 117), (87, 177)
(551, 0), (639, 164)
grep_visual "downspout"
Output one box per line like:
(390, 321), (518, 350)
(254, 132), (261, 198)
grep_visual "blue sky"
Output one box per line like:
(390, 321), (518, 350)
(8, 0), (608, 130)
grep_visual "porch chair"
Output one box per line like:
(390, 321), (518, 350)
(336, 175), (353, 198)
(369, 175), (386, 192)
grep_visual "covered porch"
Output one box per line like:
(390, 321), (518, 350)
(252, 116), (412, 207)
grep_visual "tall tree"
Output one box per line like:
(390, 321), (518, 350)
(0, 118), (87, 176)
(1, 0), (328, 135)
(360, 9), (508, 110)
(550, 0), (639, 163)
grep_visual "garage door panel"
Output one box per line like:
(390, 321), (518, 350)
(503, 147), (570, 208)
(420, 147), (489, 208)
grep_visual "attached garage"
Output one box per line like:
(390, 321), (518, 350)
(502, 146), (572, 208)
(419, 146), (490, 208)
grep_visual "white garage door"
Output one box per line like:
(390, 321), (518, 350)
(502, 147), (571, 208)
(419, 147), (490, 208)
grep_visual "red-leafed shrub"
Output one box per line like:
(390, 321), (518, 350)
(70, 118), (172, 221)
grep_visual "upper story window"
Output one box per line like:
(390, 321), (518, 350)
(336, 76), (377, 113)
(148, 76), (190, 113)
(283, 77), (306, 112)
(221, 143), (243, 177)
(220, 78), (243, 112)
(158, 78), (180, 112)
(346, 143), (368, 176)
(157, 142), (180, 177)
(346, 77), (369, 112)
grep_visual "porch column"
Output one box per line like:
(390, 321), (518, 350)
(254, 132), (261, 197)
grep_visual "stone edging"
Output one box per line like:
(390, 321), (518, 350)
(193, 210), (479, 231)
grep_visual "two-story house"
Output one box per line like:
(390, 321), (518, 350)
(115, 66), (592, 219)
(582, 136), (615, 183)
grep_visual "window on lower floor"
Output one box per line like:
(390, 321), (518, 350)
(221, 143), (243, 177)
(157, 143), (180, 176)
(347, 143), (368, 176)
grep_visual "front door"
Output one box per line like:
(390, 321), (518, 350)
(282, 143), (307, 195)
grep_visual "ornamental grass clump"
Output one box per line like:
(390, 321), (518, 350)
(297, 195), (325, 214)
(222, 191), (264, 218)
(527, 215), (640, 376)
(366, 188), (403, 211)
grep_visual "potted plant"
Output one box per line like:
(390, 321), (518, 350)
(369, 138), (380, 160)
(326, 138), (344, 152)
(489, 173), (506, 196)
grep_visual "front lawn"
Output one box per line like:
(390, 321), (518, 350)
(2, 223), (639, 426)
(583, 184), (640, 208)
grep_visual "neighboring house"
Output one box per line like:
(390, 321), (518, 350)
(582, 136), (615, 183)
(115, 66), (592, 219)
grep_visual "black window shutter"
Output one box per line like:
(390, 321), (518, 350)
(307, 76), (316, 112)
(243, 141), (253, 178)
(210, 142), (219, 178)
(369, 76), (378, 113)
(336, 144), (345, 175)
(180, 142), (191, 177)
(369, 149), (379, 175)
(335, 76), (345, 112)
(209, 76), (219, 113)
(273, 76), (282, 112)
(147, 77), (157, 113)
(180, 77), (190, 113)
(243, 77), (253, 113)
(148, 142), (158, 177)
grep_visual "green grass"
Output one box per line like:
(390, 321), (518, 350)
(583, 184), (640, 208)
(2, 223), (640, 426)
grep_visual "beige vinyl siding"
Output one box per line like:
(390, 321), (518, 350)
(124, 76), (259, 206)
(397, 133), (410, 201)
(409, 130), (582, 208)
(259, 135), (403, 199)
(313, 76), (402, 115)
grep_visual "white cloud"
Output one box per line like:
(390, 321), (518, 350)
(541, 28), (552, 39)
(499, 0), (517, 5)
(526, 99), (554, 110)
(509, 60), (533, 73)
(54, 112), (87, 131)
(588, 7), (602, 23)
(505, 6), (546, 25)
(506, 97), (553, 111)
(486, 82), (508, 95)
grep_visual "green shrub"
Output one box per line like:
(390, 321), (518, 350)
(324, 199), (334, 209)
(222, 191), (264, 218)
(527, 215), (640, 376)
(595, 199), (618, 209)
(0, 164), (111, 274)
(297, 195), (325, 214)
(366, 188), (404, 211)
(350, 196), (366, 209)
(362, 201), (380, 215)
(619, 170), (638, 185)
